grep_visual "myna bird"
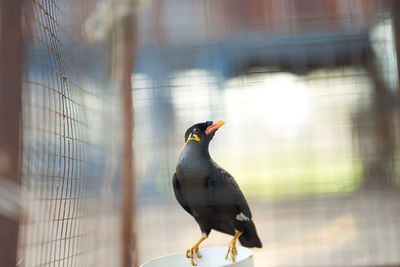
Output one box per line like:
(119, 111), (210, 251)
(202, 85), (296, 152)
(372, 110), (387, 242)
(172, 121), (262, 266)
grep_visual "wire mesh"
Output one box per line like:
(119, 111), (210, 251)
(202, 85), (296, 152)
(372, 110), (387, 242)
(134, 0), (400, 266)
(17, 0), (126, 266)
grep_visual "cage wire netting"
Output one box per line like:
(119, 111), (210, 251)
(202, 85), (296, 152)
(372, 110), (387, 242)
(134, 0), (400, 266)
(17, 0), (130, 266)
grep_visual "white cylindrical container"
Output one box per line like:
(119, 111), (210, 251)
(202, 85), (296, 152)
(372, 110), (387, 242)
(140, 246), (254, 267)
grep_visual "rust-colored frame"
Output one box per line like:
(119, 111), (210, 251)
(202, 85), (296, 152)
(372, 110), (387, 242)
(0, 0), (24, 266)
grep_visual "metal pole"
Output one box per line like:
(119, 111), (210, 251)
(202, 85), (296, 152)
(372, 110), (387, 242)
(0, 0), (24, 266)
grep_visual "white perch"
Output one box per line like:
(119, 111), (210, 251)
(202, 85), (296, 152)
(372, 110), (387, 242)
(140, 246), (254, 267)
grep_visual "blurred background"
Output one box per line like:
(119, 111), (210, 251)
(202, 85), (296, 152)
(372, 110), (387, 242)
(134, 0), (400, 266)
(0, 0), (399, 266)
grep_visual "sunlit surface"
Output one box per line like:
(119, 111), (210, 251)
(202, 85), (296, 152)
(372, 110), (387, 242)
(224, 73), (309, 137)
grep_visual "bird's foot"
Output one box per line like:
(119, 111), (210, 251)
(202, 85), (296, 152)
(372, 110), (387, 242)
(186, 235), (207, 266)
(225, 230), (242, 262)
(186, 245), (201, 265)
(225, 239), (238, 262)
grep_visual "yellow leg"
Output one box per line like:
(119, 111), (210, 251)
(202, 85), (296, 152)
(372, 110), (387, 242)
(225, 230), (242, 262)
(186, 235), (208, 266)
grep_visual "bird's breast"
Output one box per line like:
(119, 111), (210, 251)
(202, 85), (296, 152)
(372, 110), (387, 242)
(177, 163), (206, 184)
(176, 155), (212, 190)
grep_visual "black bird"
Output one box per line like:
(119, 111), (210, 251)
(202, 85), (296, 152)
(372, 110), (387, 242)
(172, 120), (262, 266)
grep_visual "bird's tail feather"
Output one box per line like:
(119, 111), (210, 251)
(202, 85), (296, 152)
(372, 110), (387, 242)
(239, 221), (262, 248)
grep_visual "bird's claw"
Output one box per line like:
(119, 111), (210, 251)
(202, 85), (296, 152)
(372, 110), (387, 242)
(225, 239), (238, 262)
(186, 245), (201, 266)
(185, 235), (207, 266)
(225, 230), (242, 262)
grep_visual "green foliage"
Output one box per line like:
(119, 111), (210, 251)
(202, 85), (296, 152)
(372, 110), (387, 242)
(217, 153), (363, 200)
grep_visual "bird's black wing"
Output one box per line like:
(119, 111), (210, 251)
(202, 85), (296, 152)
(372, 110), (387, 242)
(223, 168), (252, 218)
(209, 166), (252, 219)
(209, 167), (262, 248)
(172, 173), (192, 215)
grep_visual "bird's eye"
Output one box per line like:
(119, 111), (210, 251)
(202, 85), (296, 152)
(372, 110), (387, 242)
(193, 128), (199, 134)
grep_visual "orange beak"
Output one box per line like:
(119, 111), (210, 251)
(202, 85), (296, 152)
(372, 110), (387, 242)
(205, 120), (225, 135)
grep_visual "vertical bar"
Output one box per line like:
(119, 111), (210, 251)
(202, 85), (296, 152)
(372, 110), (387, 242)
(0, 0), (24, 266)
(121, 12), (137, 267)
(393, 0), (400, 104)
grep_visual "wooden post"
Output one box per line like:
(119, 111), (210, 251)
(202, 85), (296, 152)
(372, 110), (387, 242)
(120, 12), (137, 267)
(0, 0), (24, 266)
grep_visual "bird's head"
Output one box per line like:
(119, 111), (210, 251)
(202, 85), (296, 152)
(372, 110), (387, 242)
(183, 120), (225, 149)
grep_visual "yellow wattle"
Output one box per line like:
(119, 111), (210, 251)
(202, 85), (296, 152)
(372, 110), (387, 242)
(179, 133), (201, 153)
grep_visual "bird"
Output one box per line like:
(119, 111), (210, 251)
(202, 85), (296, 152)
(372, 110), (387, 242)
(172, 120), (262, 266)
